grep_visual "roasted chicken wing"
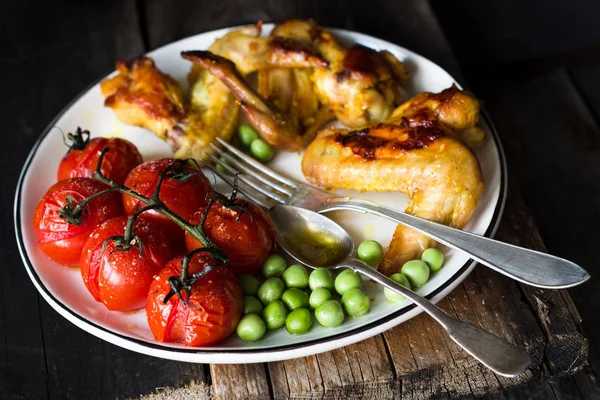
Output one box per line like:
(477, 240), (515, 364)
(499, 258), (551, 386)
(194, 19), (409, 149)
(388, 85), (486, 146)
(100, 56), (238, 159)
(302, 105), (484, 275)
(208, 20), (326, 76)
(182, 50), (322, 151)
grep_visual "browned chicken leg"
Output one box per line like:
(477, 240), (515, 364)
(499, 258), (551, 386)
(302, 92), (485, 275)
(100, 57), (238, 159)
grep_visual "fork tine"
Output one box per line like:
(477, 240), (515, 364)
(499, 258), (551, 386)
(199, 161), (275, 209)
(205, 152), (288, 204)
(216, 137), (299, 188)
(210, 144), (294, 196)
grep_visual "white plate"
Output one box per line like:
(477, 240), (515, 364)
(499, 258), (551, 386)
(14, 25), (507, 363)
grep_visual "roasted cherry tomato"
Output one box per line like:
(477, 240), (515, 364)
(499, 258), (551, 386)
(146, 254), (243, 346)
(122, 158), (212, 239)
(33, 178), (123, 266)
(58, 136), (143, 184)
(80, 216), (175, 311)
(185, 199), (276, 275)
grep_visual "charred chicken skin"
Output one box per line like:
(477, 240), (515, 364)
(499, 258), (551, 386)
(302, 93), (485, 275)
(189, 20), (409, 150)
(100, 57), (238, 159)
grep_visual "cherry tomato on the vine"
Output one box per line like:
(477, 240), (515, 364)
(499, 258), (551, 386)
(122, 158), (212, 239)
(58, 137), (143, 184)
(80, 216), (175, 311)
(146, 253), (243, 346)
(185, 199), (276, 275)
(33, 178), (123, 266)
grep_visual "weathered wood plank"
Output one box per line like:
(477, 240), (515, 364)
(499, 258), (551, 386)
(211, 364), (271, 399)
(483, 70), (593, 377)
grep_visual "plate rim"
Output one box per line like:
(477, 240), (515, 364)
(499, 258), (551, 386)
(13, 26), (508, 363)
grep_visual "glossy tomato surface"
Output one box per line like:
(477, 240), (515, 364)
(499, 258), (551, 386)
(33, 178), (123, 266)
(58, 137), (142, 184)
(122, 158), (212, 239)
(80, 216), (175, 311)
(185, 199), (276, 275)
(146, 254), (243, 346)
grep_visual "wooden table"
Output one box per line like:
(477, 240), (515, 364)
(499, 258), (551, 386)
(2, 1), (597, 399)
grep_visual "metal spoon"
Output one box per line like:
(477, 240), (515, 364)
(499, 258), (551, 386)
(268, 204), (533, 377)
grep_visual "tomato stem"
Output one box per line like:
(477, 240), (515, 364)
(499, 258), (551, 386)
(59, 145), (251, 307)
(61, 127), (90, 154)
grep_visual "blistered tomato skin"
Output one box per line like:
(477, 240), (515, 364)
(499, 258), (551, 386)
(57, 137), (143, 184)
(146, 254), (243, 346)
(185, 200), (276, 275)
(80, 216), (174, 311)
(33, 178), (124, 266)
(122, 158), (212, 239)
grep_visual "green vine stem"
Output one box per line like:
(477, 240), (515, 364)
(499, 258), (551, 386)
(58, 145), (249, 304)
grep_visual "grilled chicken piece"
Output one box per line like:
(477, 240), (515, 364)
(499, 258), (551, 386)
(200, 19), (409, 146)
(302, 123), (484, 276)
(182, 50), (322, 151)
(208, 21), (326, 76)
(389, 85), (486, 146)
(101, 57), (186, 141)
(305, 20), (409, 128)
(100, 56), (238, 159)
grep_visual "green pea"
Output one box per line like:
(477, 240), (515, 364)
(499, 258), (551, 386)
(341, 288), (370, 317)
(384, 273), (411, 303)
(309, 268), (334, 291)
(282, 264), (309, 289)
(309, 288), (332, 309)
(238, 274), (260, 296)
(421, 248), (444, 272)
(249, 138), (274, 163)
(315, 300), (344, 328)
(263, 300), (288, 330)
(236, 313), (266, 342)
(238, 124), (259, 148)
(258, 277), (285, 305)
(334, 269), (363, 295)
(285, 308), (313, 335)
(261, 254), (287, 278)
(356, 240), (384, 268)
(401, 260), (430, 287)
(243, 295), (264, 315)
(282, 288), (310, 310)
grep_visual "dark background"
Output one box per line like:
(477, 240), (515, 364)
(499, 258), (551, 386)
(2, 0), (600, 398)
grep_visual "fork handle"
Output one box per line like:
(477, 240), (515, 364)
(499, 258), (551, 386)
(343, 257), (532, 377)
(324, 198), (589, 288)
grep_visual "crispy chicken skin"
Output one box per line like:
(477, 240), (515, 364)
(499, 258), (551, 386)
(302, 123), (484, 275)
(182, 50), (319, 151)
(101, 57), (186, 141)
(100, 57), (238, 159)
(389, 85), (486, 146)
(195, 19), (409, 148)
(208, 21), (326, 76)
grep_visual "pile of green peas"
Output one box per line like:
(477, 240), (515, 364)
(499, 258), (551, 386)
(353, 239), (445, 302)
(236, 254), (372, 342)
(237, 124), (275, 163)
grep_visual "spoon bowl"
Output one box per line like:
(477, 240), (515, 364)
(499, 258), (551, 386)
(269, 205), (353, 268)
(268, 204), (533, 377)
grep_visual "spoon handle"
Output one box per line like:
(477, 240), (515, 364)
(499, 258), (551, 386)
(325, 198), (589, 289)
(343, 258), (533, 377)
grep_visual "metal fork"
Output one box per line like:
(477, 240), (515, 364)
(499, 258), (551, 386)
(203, 137), (589, 289)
